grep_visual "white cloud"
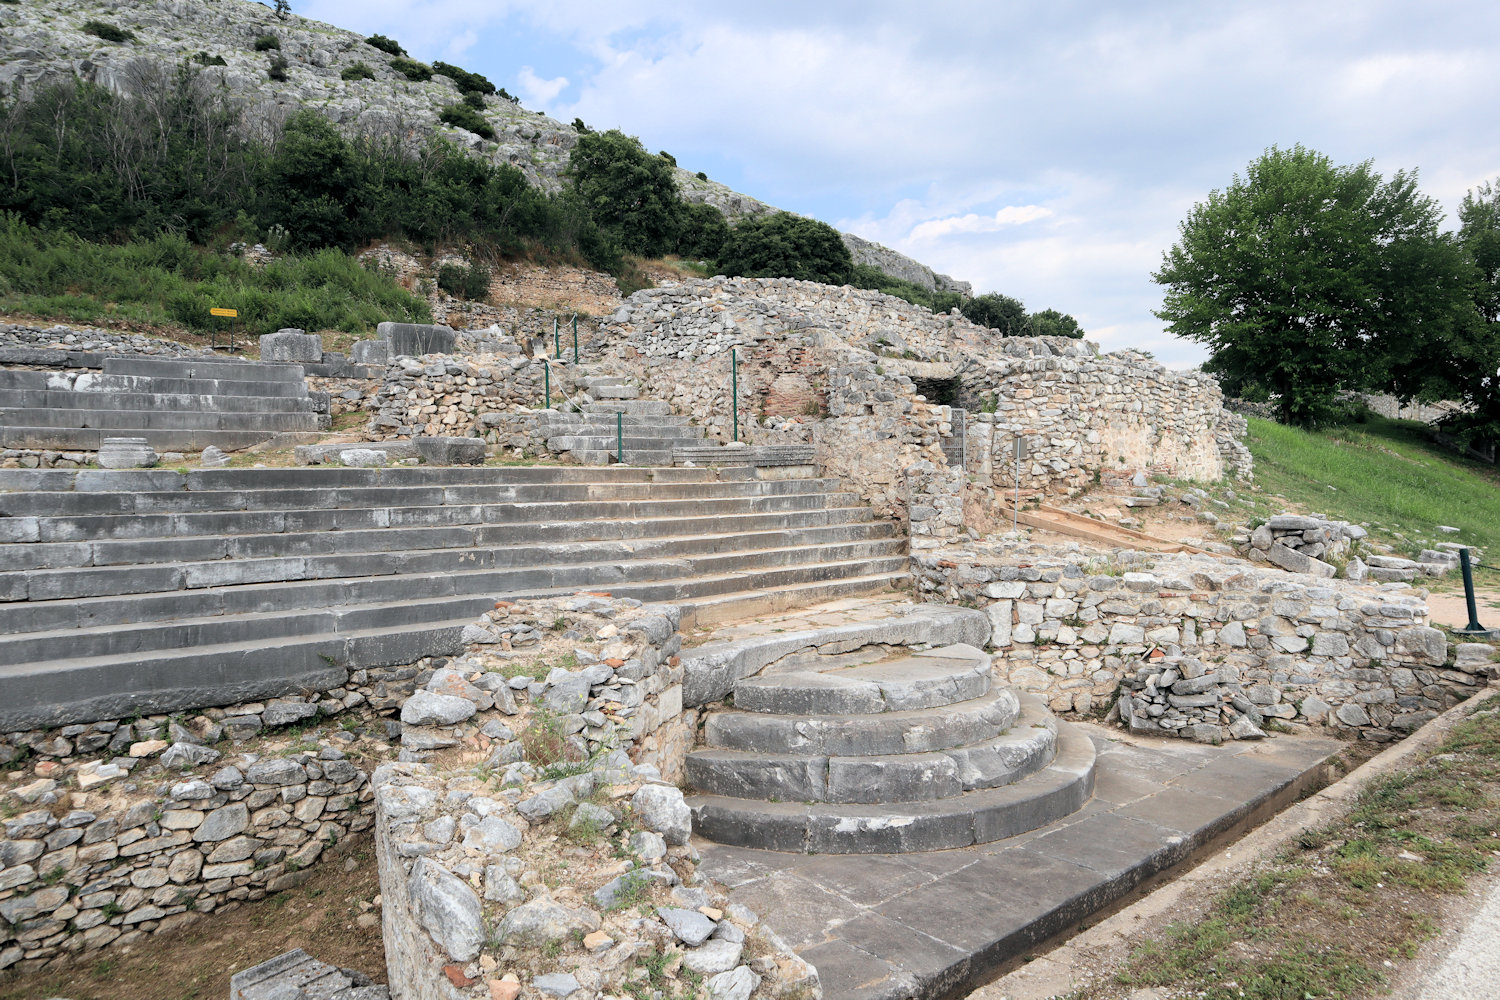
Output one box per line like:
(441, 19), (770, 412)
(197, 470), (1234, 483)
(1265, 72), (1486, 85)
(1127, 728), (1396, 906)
(908, 206), (1053, 242)
(517, 66), (570, 106)
(444, 29), (478, 59)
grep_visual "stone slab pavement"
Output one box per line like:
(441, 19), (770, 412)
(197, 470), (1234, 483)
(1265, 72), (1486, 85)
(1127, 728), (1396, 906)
(697, 724), (1340, 1000)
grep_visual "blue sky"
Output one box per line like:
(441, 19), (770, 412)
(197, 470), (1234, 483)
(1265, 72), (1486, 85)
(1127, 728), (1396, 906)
(301, 1), (1500, 367)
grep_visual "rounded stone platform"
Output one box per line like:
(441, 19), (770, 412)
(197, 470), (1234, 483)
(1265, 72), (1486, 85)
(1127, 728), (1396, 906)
(685, 643), (1096, 854)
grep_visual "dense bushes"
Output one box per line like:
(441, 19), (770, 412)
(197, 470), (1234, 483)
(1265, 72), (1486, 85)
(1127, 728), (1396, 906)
(436, 261), (491, 300)
(0, 215), (430, 334)
(365, 34), (404, 56)
(340, 61), (375, 81)
(388, 57), (432, 81)
(960, 293), (1029, 335)
(82, 20), (133, 43)
(433, 61), (495, 95)
(850, 265), (963, 314)
(439, 102), (495, 139)
(0, 73), (613, 266)
(253, 34), (280, 51)
(718, 213), (853, 285)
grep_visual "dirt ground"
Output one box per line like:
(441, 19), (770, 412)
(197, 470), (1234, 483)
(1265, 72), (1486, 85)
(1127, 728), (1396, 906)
(0, 838), (384, 1000)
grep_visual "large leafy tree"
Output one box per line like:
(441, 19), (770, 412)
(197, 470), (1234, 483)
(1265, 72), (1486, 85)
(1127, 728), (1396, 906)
(1154, 145), (1473, 425)
(1426, 180), (1500, 452)
(567, 129), (682, 258)
(717, 212), (853, 285)
(961, 293), (1030, 335)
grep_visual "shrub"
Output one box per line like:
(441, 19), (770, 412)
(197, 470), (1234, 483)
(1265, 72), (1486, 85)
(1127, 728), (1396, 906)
(267, 55), (290, 82)
(497, 88), (518, 104)
(365, 34), (404, 56)
(696, 171), (707, 181)
(340, 61), (375, 82)
(961, 293), (1030, 335)
(438, 102), (495, 139)
(659, 151), (676, 167)
(193, 51), (227, 66)
(462, 91), (484, 110)
(676, 201), (728, 260)
(850, 264), (963, 314)
(82, 20), (133, 43)
(717, 212), (853, 286)
(436, 261), (491, 300)
(571, 118), (591, 134)
(253, 34), (280, 51)
(389, 57), (431, 82)
(432, 61), (495, 95)
(1027, 307), (1084, 339)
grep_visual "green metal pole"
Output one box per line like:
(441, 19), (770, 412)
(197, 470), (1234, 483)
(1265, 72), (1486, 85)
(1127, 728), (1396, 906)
(544, 362), (550, 409)
(616, 410), (623, 465)
(553, 318), (560, 358)
(731, 348), (738, 442)
(572, 315), (579, 364)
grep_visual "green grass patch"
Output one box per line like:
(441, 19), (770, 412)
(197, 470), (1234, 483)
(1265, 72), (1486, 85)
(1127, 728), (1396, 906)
(1245, 414), (1500, 554)
(1084, 700), (1500, 1000)
(0, 216), (429, 336)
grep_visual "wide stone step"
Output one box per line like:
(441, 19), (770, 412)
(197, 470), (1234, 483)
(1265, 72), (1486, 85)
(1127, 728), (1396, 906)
(0, 542), (907, 633)
(2, 389), (322, 413)
(0, 466), (724, 493)
(12, 491), (867, 544)
(75, 372), (309, 398)
(1, 531), (904, 603)
(733, 645), (992, 715)
(548, 432), (706, 451)
(704, 688), (1021, 757)
(0, 407), (322, 432)
(0, 514), (897, 572)
(0, 565), (911, 730)
(0, 478), (849, 517)
(686, 695), (1058, 803)
(688, 724), (1096, 854)
(104, 357), (308, 382)
(0, 426), (282, 451)
(587, 384), (639, 399)
(581, 400), (670, 416)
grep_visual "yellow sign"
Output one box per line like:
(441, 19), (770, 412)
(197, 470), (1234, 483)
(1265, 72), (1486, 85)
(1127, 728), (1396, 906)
(210, 307), (238, 318)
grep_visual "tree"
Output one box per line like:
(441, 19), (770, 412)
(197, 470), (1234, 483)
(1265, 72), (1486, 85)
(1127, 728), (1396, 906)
(1027, 308), (1083, 339)
(1427, 180), (1500, 452)
(274, 0), (291, 19)
(1154, 145), (1473, 425)
(717, 212), (853, 285)
(961, 293), (1029, 335)
(567, 129), (681, 257)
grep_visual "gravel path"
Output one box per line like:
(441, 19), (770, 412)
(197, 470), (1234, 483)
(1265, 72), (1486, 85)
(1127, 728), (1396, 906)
(1389, 871), (1500, 1000)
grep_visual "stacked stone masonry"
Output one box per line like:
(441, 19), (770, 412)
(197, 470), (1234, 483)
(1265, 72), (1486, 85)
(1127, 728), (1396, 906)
(913, 542), (1496, 743)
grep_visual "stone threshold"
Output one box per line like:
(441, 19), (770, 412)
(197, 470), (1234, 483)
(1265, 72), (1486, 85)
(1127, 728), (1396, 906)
(698, 724), (1340, 1000)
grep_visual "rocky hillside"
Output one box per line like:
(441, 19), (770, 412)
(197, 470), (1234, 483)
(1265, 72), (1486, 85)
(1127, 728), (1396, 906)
(0, 0), (970, 294)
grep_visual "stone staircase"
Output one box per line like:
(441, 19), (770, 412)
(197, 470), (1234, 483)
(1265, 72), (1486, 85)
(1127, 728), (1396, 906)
(542, 400), (707, 466)
(686, 641), (1096, 854)
(0, 465), (907, 731)
(0, 357), (324, 452)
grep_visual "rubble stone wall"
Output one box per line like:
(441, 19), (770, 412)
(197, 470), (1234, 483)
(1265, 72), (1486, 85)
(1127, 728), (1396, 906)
(366, 356), (578, 443)
(913, 544), (1492, 742)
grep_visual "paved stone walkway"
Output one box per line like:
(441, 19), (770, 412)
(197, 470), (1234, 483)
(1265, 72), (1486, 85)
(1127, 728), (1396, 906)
(682, 594), (911, 646)
(697, 725), (1339, 1000)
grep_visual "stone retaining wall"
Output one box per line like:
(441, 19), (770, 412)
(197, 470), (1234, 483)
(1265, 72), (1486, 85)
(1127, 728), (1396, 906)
(0, 731), (373, 973)
(366, 356), (575, 443)
(913, 543), (1495, 742)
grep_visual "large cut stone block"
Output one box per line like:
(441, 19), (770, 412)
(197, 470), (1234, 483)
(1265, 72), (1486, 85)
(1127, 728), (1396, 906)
(414, 436), (486, 466)
(259, 329), (323, 363)
(377, 322), (457, 357)
(350, 339), (391, 365)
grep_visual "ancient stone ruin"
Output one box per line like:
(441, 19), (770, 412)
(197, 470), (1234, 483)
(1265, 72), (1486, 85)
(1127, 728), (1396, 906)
(1, 273), (1494, 1000)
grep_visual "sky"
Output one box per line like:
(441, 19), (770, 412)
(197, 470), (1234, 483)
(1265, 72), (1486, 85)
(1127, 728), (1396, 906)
(301, 0), (1500, 367)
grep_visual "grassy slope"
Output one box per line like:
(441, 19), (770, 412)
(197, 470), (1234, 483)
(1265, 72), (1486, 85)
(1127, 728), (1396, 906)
(1239, 415), (1500, 557)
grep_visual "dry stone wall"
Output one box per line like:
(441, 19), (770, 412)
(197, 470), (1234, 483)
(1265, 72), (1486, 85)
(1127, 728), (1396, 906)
(366, 356), (576, 445)
(912, 542), (1494, 743)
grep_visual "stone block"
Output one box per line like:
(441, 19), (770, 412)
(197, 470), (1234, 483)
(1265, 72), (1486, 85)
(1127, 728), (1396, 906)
(378, 321), (457, 357)
(350, 340), (390, 365)
(1266, 541), (1336, 578)
(258, 330), (322, 363)
(414, 436), (487, 466)
(97, 437), (157, 470)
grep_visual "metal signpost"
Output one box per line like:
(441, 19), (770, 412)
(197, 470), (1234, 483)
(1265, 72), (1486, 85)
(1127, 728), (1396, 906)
(1012, 436), (1026, 534)
(572, 315), (579, 364)
(210, 307), (238, 351)
(731, 348), (739, 443)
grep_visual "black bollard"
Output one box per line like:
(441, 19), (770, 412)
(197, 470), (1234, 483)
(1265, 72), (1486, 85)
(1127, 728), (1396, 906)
(1456, 548), (1488, 635)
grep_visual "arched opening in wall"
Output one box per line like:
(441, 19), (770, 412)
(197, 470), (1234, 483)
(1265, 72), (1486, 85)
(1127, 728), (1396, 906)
(910, 376), (966, 467)
(910, 376), (961, 407)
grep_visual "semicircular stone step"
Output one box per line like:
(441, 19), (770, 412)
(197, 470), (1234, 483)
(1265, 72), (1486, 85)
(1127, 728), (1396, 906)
(688, 724), (1097, 854)
(733, 643), (991, 715)
(704, 686), (1020, 757)
(686, 694), (1057, 803)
